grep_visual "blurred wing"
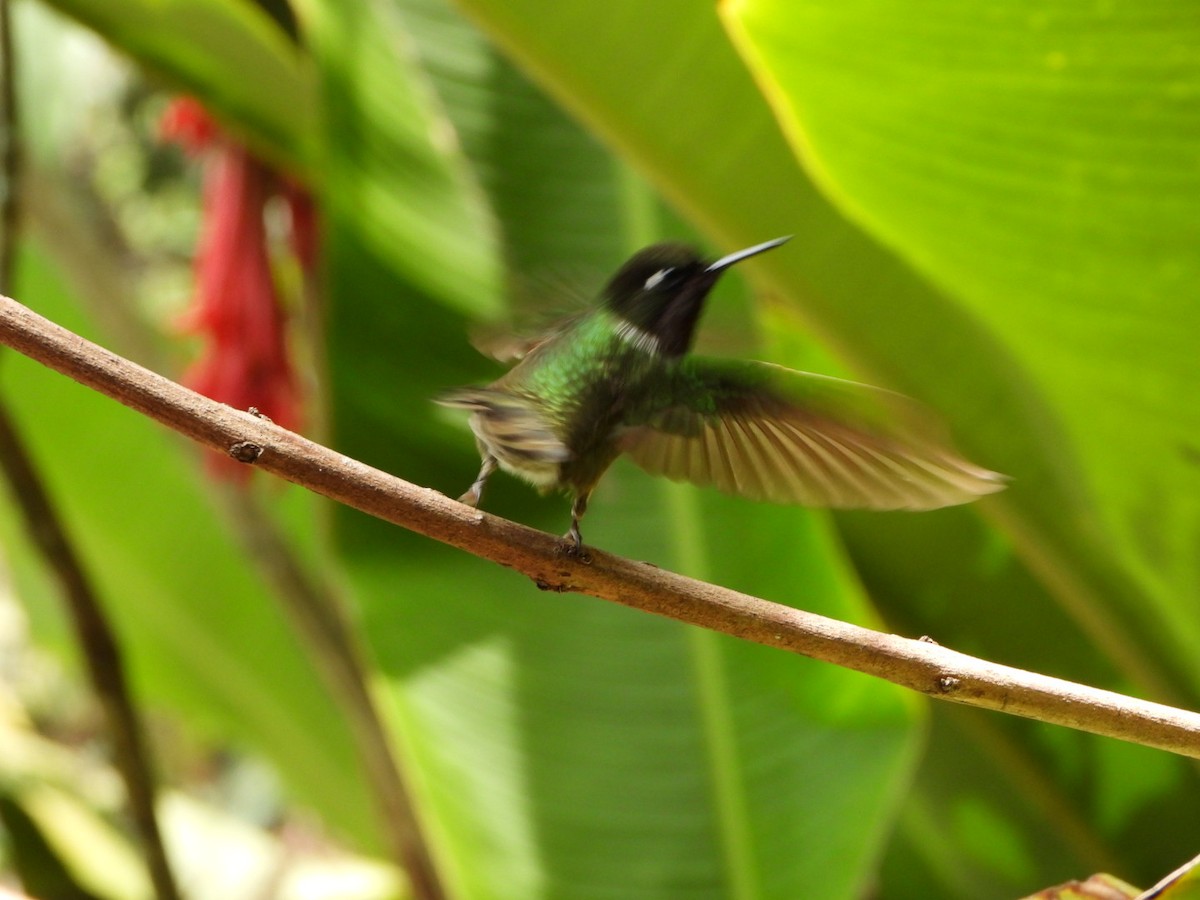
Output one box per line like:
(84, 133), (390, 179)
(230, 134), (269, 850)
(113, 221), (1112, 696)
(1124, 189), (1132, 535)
(620, 359), (1006, 510)
(470, 277), (593, 362)
(469, 317), (586, 363)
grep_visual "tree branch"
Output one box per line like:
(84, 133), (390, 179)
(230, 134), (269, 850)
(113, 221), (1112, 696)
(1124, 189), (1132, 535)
(1, 292), (1198, 759)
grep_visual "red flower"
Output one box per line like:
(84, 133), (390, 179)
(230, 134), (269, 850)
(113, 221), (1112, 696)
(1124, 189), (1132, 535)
(161, 98), (315, 479)
(159, 97), (219, 155)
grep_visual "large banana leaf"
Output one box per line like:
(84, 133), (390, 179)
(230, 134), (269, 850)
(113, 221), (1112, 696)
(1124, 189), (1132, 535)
(23, 0), (1200, 896)
(723, 0), (1200, 700)
(311, 0), (920, 895)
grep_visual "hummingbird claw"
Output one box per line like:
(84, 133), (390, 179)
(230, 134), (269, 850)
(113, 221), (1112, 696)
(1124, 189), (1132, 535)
(559, 535), (591, 563)
(458, 455), (497, 508)
(559, 493), (591, 561)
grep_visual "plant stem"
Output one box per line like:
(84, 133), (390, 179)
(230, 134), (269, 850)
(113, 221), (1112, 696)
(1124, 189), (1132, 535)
(1, 291), (1199, 760)
(218, 488), (445, 900)
(0, 401), (183, 900)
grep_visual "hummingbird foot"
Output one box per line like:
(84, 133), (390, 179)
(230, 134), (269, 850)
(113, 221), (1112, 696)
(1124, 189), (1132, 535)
(559, 532), (590, 562)
(559, 493), (591, 561)
(458, 455), (497, 508)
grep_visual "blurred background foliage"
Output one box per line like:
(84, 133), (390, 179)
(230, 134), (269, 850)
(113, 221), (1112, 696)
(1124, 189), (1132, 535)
(0, 0), (1197, 897)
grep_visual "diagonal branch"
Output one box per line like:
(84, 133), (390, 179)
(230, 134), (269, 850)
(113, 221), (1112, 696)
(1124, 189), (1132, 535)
(1, 291), (1199, 759)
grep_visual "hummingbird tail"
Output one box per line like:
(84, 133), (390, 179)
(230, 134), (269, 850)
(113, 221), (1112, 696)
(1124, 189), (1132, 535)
(437, 387), (570, 494)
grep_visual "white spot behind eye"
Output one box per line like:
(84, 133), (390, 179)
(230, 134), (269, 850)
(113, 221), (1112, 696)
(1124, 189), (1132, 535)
(643, 268), (672, 291)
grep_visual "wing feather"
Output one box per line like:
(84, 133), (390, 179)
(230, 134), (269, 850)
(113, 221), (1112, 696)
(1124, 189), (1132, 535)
(752, 418), (807, 502)
(774, 419), (841, 504)
(759, 418), (825, 505)
(798, 421), (878, 505)
(702, 421), (732, 494)
(621, 359), (1006, 510)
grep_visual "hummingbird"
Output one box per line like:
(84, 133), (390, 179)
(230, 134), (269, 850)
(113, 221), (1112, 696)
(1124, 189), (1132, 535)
(437, 237), (1005, 553)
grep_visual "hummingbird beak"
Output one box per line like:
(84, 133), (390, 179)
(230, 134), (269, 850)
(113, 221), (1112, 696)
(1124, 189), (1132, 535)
(705, 235), (792, 274)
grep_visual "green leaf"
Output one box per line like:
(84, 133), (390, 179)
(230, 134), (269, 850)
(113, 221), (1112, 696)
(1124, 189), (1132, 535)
(0, 244), (378, 847)
(387, 0), (1200, 892)
(35, 0), (1200, 894)
(303, 0), (503, 319)
(41, 0), (316, 168)
(314, 1), (923, 895)
(0, 791), (109, 900)
(722, 0), (1200, 697)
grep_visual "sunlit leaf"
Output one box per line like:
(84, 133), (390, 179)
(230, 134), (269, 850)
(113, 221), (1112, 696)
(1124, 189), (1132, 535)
(41, 0), (316, 167)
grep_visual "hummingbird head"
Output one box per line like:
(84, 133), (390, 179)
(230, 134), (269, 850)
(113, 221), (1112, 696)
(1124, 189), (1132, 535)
(603, 236), (790, 357)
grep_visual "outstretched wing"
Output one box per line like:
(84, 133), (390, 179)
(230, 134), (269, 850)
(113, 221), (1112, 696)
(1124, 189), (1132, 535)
(619, 359), (1006, 510)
